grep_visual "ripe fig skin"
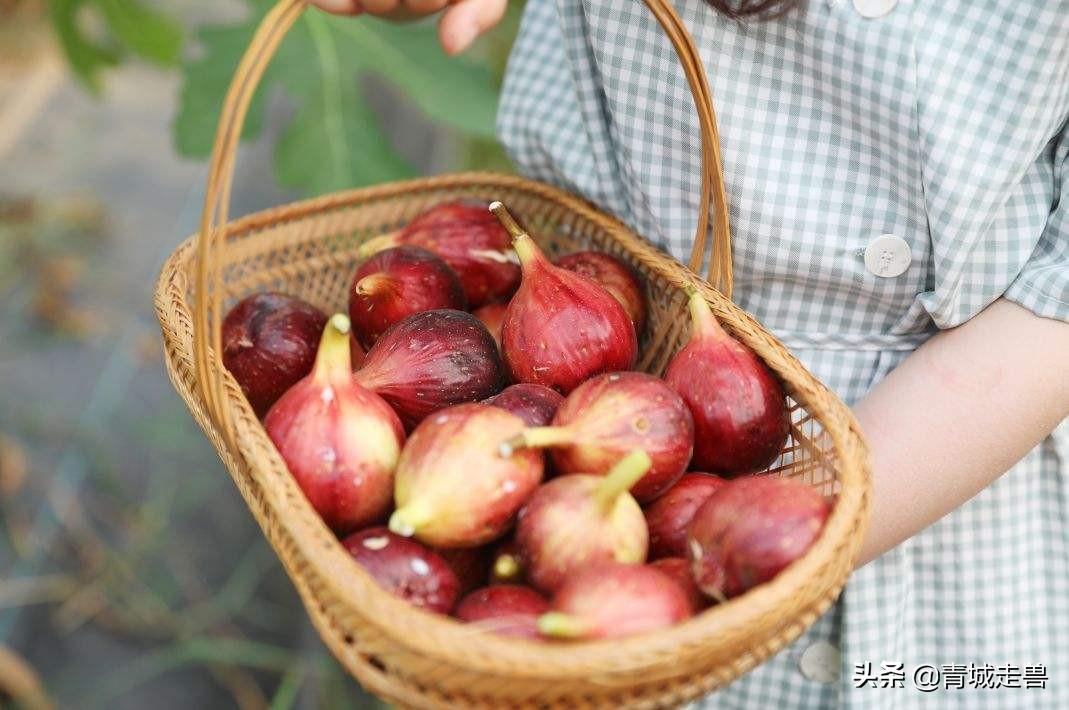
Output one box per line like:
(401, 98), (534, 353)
(222, 292), (327, 418)
(361, 201), (520, 308)
(348, 246), (467, 349)
(342, 527), (460, 614)
(687, 476), (831, 600)
(555, 251), (647, 335)
(454, 585), (550, 639)
(473, 301), (508, 351)
(434, 546), (492, 596)
(264, 315), (404, 535)
(649, 557), (708, 614)
(390, 403), (543, 548)
(644, 473), (727, 559)
(538, 563), (692, 640)
(509, 372), (694, 502)
(355, 310), (506, 431)
(483, 383), (565, 428)
(495, 212), (638, 394)
(664, 291), (790, 475)
(514, 452), (650, 594)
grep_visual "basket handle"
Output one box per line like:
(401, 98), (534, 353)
(193, 0), (732, 443)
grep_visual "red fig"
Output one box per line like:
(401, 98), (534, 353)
(222, 292), (327, 417)
(483, 383), (564, 428)
(342, 527), (459, 614)
(349, 331), (366, 369)
(687, 476), (830, 600)
(359, 201), (520, 307)
(473, 301), (508, 350)
(538, 563), (691, 640)
(355, 310), (506, 430)
(454, 585), (550, 639)
(644, 473), (727, 559)
(489, 538), (523, 584)
(555, 251), (647, 334)
(389, 403), (543, 548)
(435, 546), (492, 595)
(264, 315), (404, 534)
(664, 288), (789, 475)
(490, 202), (637, 394)
(501, 373), (693, 502)
(348, 246), (467, 349)
(514, 450), (650, 593)
(649, 557), (707, 613)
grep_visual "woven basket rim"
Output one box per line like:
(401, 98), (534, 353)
(156, 172), (871, 683)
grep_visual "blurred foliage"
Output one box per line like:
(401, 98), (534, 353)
(174, 0), (520, 196)
(45, 0), (183, 92)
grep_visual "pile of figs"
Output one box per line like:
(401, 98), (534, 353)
(220, 200), (830, 641)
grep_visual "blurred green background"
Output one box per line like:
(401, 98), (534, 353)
(0, 1), (520, 707)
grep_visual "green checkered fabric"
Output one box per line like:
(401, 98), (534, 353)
(498, 0), (1069, 707)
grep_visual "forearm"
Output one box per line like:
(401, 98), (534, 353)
(853, 298), (1069, 566)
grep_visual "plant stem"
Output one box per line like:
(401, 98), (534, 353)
(536, 612), (589, 639)
(312, 313), (351, 384)
(356, 231), (399, 259)
(387, 500), (432, 538)
(594, 450), (652, 513)
(493, 553), (520, 581)
(354, 272), (397, 297)
(686, 289), (727, 341)
(499, 426), (573, 457)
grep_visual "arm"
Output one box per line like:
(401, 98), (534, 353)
(854, 297), (1069, 565)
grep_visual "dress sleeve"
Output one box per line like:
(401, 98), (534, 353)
(1002, 127), (1069, 322)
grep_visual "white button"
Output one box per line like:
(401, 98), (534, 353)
(799, 641), (841, 684)
(852, 0), (897, 19)
(864, 234), (912, 278)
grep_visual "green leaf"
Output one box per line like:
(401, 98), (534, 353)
(173, 23), (269, 158)
(96, 0), (182, 66)
(331, 17), (499, 140)
(49, 0), (120, 93)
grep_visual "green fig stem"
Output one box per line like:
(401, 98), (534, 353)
(388, 501), (432, 538)
(489, 201), (543, 269)
(312, 313), (352, 384)
(594, 450), (652, 514)
(686, 288), (728, 341)
(354, 272), (397, 297)
(356, 231), (400, 259)
(493, 553), (520, 581)
(499, 426), (574, 457)
(537, 612), (590, 639)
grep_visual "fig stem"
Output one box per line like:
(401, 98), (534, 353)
(686, 289), (728, 341)
(493, 553), (520, 580)
(489, 201), (543, 268)
(388, 502), (432, 538)
(488, 201), (525, 239)
(356, 231), (400, 259)
(499, 426), (573, 457)
(536, 612), (589, 639)
(312, 313), (352, 383)
(594, 450), (652, 513)
(354, 272), (397, 297)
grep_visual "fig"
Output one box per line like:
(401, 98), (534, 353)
(649, 557), (707, 613)
(538, 562), (691, 640)
(473, 301), (508, 350)
(389, 403), (543, 548)
(454, 585), (550, 639)
(342, 527), (459, 614)
(514, 450), (650, 593)
(644, 472), (727, 559)
(264, 315), (404, 534)
(490, 202), (637, 394)
(355, 310), (506, 430)
(348, 246), (467, 349)
(501, 372), (693, 502)
(435, 546), (492, 595)
(687, 475), (830, 600)
(483, 383), (564, 428)
(359, 201), (520, 307)
(664, 288), (789, 475)
(555, 251), (647, 334)
(489, 538), (523, 584)
(349, 331), (366, 369)
(222, 292), (327, 417)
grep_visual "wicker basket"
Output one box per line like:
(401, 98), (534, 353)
(154, 0), (871, 706)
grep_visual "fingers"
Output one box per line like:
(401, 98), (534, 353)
(309, 0), (365, 14)
(438, 0), (507, 55)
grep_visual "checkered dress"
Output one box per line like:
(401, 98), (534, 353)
(497, 0), (1069, 707)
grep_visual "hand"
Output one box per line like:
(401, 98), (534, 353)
(309, 0), (508, 56)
